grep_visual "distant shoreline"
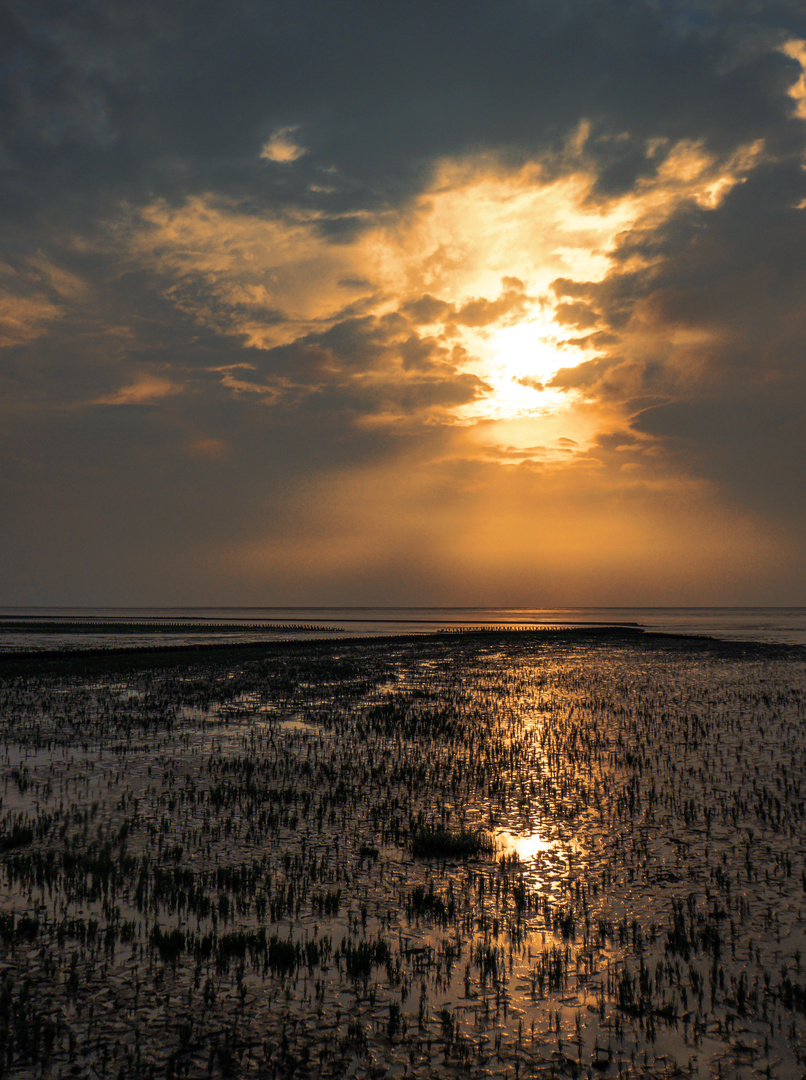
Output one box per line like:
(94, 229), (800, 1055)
(3, 607), (804, 647)
(1, 624), (802, 679)
(0, 617), (643, 628)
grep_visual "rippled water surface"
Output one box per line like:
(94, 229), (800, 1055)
(1, 633), (805, 1078)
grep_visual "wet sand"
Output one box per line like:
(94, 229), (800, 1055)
(0, 630), (805, 1078)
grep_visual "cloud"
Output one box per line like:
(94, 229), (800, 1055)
(250, 313), (491, 423)
(260, 127), (307, 163)
(0, 257), (86, 346)
(93, 374), (180, 405)
(781, 39), (806, 120)
(3, 0), (806, 603)
(452, 278), (532, 328)
(118, 136), (765, 432)
(0, 290), (63, 348)
(126, 196), (380, 348)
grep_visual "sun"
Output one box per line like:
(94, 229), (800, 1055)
(457, 314), (583, 421)
(491, 320), (566, 387)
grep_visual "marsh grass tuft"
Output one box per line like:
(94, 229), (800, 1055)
(410, 826), (493, 859)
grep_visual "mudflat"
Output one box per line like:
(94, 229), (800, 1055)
(1, 630), (804, 1078)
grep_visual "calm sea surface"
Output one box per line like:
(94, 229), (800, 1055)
(1, 606), (805, 651)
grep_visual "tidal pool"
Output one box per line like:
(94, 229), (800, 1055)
(0, 632), (804, 1078)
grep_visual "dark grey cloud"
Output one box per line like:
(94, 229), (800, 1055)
(633, 397), (806, 526)
(548, 153), (806, 524)
(253, 314), (490, 414)
(4, 0), (805, 218)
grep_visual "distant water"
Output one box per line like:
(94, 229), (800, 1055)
(1, 606), (805, 652)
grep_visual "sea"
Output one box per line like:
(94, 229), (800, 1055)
(1, 606), (805, 652)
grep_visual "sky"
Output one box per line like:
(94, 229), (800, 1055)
(2, 0), (806, 607)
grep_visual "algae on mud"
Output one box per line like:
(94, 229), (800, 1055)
(0, 630), (805, 1078)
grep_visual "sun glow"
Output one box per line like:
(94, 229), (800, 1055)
(455, 310), (597, 423)
(484, 319), (580, 412)
(491, 322), (562, 383)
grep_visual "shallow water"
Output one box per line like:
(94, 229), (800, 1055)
(0, 634), (805, 1078)
(2, 605), (806, 650)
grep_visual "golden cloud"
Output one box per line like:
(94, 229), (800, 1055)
(122, 132), (766, 460)
(0, 292), (63, 348)
(782, 40), (806, 121)
(260, 127), (307, 163)
(0, 257), (86, 348)
(94, 374), (180, 405)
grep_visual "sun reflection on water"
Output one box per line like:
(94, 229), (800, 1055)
(496, 828), (555, 862)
